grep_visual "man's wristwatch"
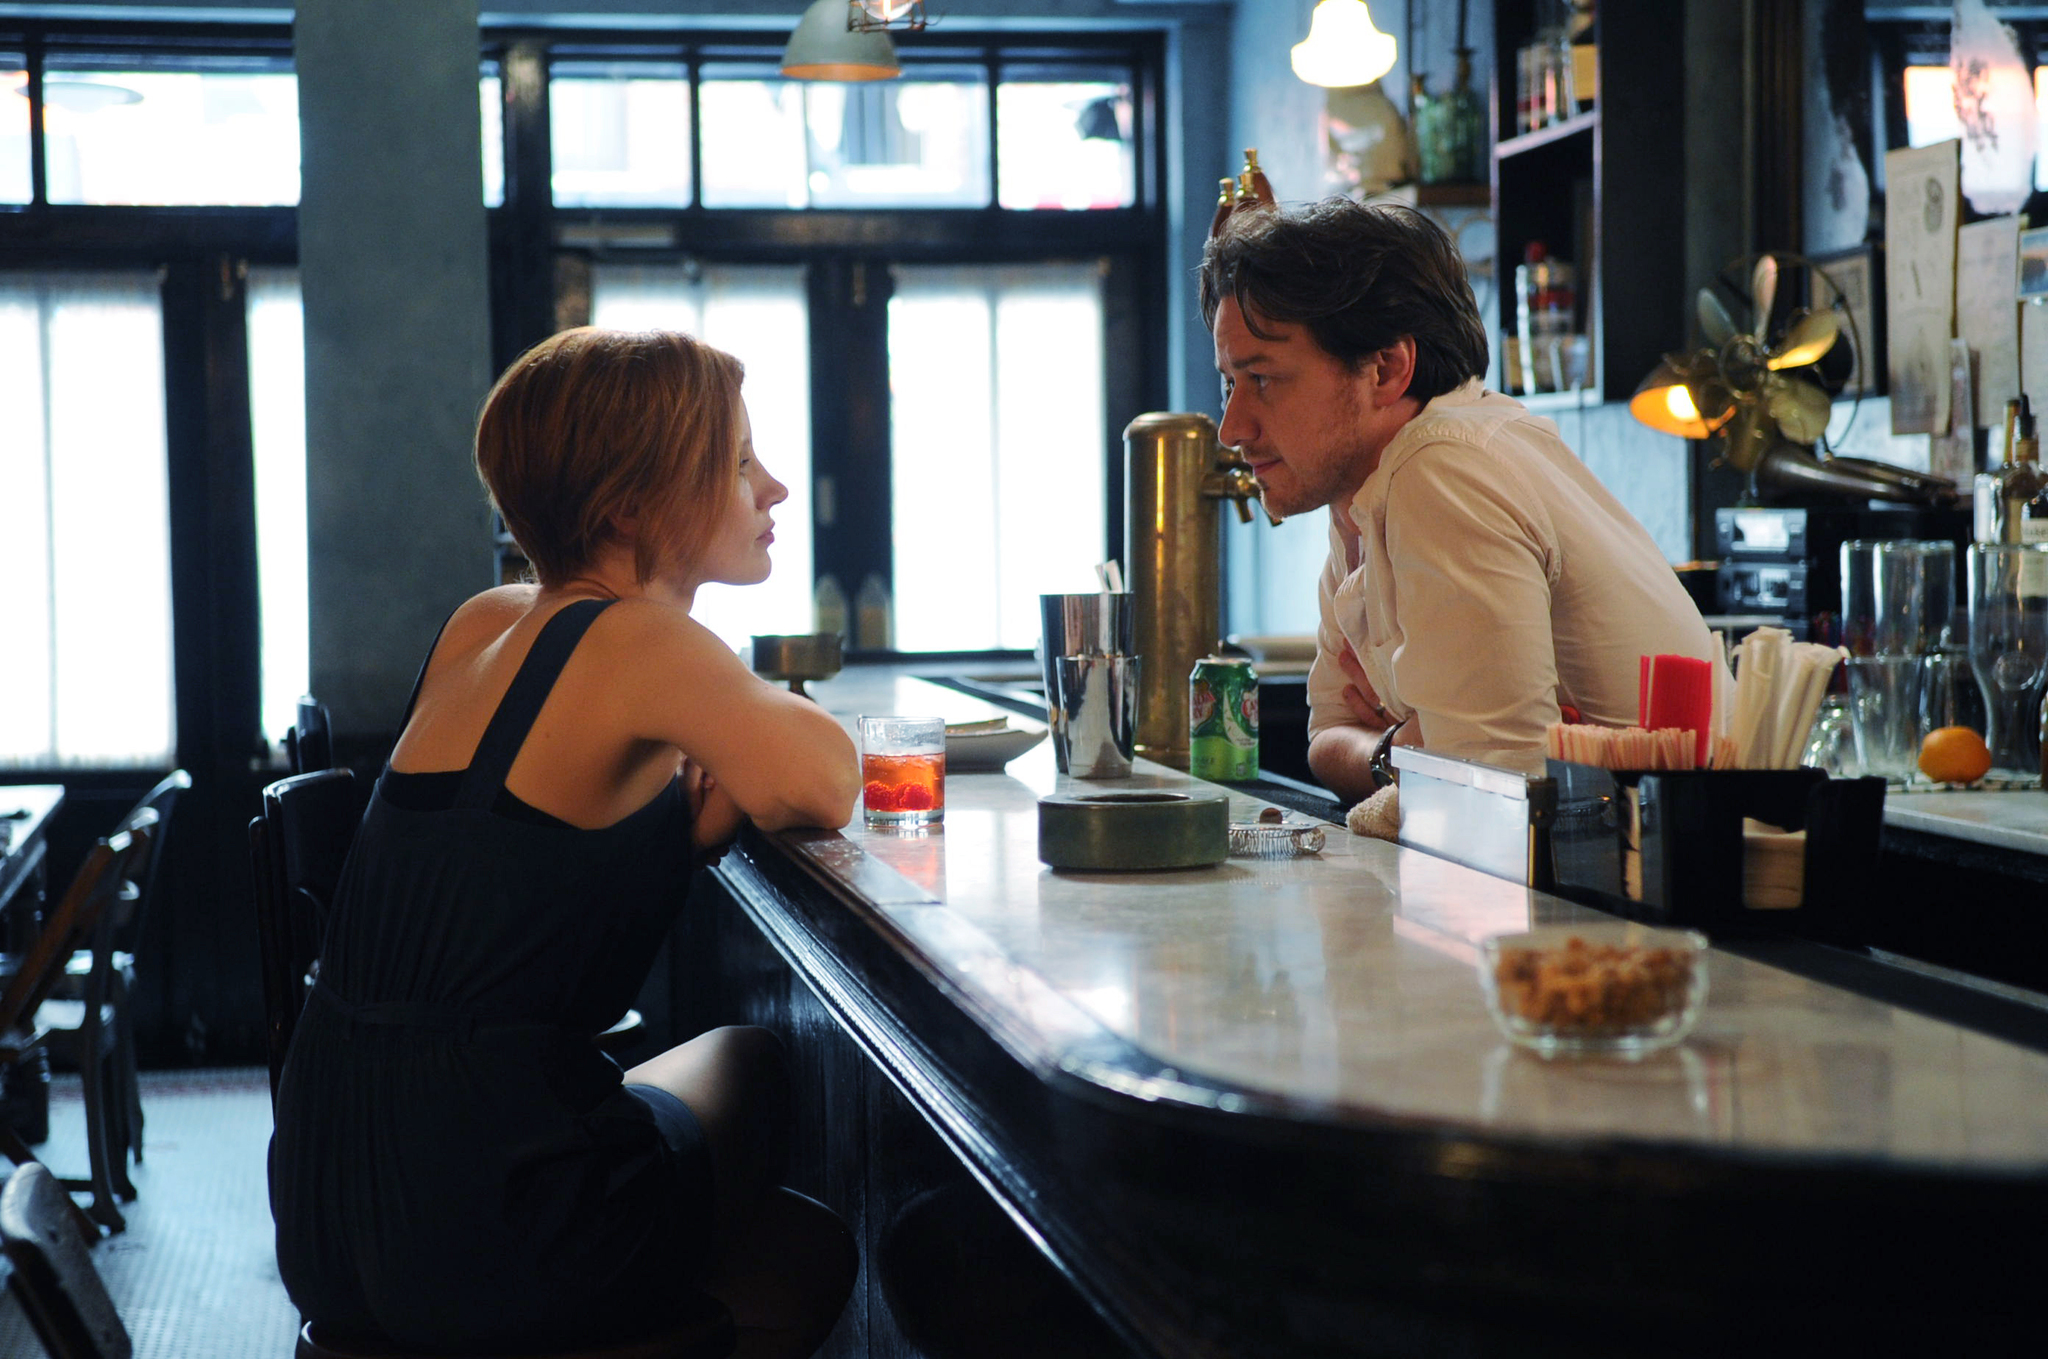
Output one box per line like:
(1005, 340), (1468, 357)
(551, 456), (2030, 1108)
(1368, 716), (1410, 790)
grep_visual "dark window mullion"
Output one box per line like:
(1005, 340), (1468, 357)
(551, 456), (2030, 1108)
(985, 50), (999, 210)
(26, 31), (46, 205)
(688, 49), (703, 211)
(807, 257), (894, 646)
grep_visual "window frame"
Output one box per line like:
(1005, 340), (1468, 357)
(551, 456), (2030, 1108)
(484, 26), (1169, 657)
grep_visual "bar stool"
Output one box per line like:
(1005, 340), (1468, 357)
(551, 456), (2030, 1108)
(296, 1292), (735, 1359)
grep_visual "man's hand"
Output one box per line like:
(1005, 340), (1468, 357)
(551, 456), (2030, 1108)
(684, 758), (746, 862)
(1334, 643), (1395, 729)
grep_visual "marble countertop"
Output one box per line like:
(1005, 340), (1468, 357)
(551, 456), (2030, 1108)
(761, 668), (2048, 1176)
(1884, 785), (2048, 856)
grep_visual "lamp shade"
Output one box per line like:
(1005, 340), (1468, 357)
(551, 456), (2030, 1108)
(782, 0), (900, 82)
(1291, 0), (1398, 89)
(1629, 355), (1734, 440)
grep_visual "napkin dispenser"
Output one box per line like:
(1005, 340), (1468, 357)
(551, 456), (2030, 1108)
(1393, 747), (1555, 887)
(1547, 760), (1886, 937)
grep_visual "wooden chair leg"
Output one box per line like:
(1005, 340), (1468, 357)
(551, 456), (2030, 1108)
(1, 1123), (104, 1243)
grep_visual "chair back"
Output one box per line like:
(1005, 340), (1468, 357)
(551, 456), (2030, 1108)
(252, 769), (365, 1103)
(103, 769), (189, 956)
(0, 1163), (133, 1359)
(286, 696), (334, 775)
(0, 816), (154, 1040)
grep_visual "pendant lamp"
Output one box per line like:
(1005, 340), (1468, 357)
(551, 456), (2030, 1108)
(782, 0), (901, 82)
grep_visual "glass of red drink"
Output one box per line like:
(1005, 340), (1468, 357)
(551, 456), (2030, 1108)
(859, 716), (946, 828)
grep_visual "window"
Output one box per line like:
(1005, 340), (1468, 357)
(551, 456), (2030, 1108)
(41, 57), (298, 206)
(0, 274), (175, 767)
(889, 263), (1107, 650)
(248, 268), (310, 746)
(995, 66), (1134, 209)
(697, 65), (990, 208)
(1, 56), (27, 203)
(551, 62), (692, 208)
(590, 264), (814, 651)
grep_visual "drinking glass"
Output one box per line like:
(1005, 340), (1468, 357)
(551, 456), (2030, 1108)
(1967, 544), (2048, 779)
(1840, 539), (1955, 657)
(860, 716), (946, 828)
(1844, 656), (1922, 784)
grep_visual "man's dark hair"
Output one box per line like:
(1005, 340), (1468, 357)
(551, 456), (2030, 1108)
(1199, 199), (1490, 404)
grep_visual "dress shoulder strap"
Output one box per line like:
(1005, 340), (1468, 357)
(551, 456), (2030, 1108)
(453, 598), (615, 810)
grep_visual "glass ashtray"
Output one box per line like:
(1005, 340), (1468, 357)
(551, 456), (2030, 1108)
(1226, 819), (1326, 858)
(1477, 923), (1708, 1058)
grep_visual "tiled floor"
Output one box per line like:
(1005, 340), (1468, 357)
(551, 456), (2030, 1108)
(0, 1067), (301, 1359)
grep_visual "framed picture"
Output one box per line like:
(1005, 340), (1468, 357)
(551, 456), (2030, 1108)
(1809, 244), (1883, 399)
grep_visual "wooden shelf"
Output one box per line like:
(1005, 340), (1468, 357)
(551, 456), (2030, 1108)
(1495, 109), (1598, 161)
(1415, 181), (1492, 208)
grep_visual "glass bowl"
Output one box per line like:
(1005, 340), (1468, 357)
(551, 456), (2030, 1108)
(1477, 923), (1708, 1058)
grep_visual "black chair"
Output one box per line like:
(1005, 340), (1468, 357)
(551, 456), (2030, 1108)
(286, 696), (334, 776)
(251, 769), (365, 1107)
(44, 770), (189, 1191)
(0, 816), (154, 1237)
(0, 1163), (132, 1359)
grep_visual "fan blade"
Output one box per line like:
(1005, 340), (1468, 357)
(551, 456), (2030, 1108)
(1751, 255), (1779, 342)
(1766, 309), (1840, 369)
(1697, 289), (1738, 348)
(1765, 374), (1832, 443)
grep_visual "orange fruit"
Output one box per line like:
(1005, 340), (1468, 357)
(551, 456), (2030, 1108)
(1918, 726), (1992, 784)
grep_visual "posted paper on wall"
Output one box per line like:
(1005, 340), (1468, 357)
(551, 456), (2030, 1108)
(1957, 215), (2020, 428)
(1885, 141), (1960, 435)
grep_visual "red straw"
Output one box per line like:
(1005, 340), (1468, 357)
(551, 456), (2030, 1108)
(1644, 654), (1713, 766)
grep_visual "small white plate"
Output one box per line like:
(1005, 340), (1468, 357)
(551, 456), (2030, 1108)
(946, 722), (1047, 772)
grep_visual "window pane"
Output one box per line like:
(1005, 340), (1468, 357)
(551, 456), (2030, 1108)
(589, 265), (814, 652)
(2, 60), (28, 203)
(43, 65), (298, 205)
(699, 70), (810, 207)
(699, 67), (991, 208)
(807, 77), (989, 207)
(0, 273), (174, 767)
(551, 64), (692, 207)
(996, 74), (1133, 210)
(247, 267), (310, 747)
(481, 68), (503, 208)
(889, 263), (1105, 651)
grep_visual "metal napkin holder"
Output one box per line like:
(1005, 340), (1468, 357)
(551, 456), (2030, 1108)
(1392, 747), (1556, 888)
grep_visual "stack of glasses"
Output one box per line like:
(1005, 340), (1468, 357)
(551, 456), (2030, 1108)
(1836, 539), (1973, 785)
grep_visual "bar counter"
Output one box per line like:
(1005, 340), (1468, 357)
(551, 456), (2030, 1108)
(705, 668), (2047, 1356)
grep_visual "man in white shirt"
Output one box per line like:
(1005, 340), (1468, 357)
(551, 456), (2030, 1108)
(1201, 200), (1720, 801)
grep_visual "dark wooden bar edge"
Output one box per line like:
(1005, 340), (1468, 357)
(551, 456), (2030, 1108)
(694, 822), (2048, 1357)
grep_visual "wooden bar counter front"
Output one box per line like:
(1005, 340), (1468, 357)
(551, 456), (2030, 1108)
(672, 670), (2047, 1358)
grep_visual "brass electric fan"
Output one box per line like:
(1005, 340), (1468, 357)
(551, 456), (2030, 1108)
(1631, 254), (1959, 507)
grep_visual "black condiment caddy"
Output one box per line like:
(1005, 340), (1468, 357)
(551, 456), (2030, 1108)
(1545, 760), (1887, 941)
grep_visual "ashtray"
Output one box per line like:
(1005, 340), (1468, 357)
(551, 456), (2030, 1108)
(1226, 817), (1326, 858)
(1477, 923), (1707, 1057)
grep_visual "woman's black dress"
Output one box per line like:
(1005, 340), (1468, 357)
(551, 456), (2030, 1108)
(269, 599), (713, 1352)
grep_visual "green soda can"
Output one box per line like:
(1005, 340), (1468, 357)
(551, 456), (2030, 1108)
(1189, 656), (1259, 781)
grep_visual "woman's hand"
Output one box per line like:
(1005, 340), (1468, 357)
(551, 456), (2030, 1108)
(684, 758), (747, 862)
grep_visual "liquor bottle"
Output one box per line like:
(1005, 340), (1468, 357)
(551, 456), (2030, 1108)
(1238, 148), (1274, 207)
(1210, 176), (1237, 238)
(1420, 52), (1485, 184)
(813, 573), (849, 646)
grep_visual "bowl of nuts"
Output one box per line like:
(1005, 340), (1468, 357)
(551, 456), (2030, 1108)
(1478, 923), (1708, 1057)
